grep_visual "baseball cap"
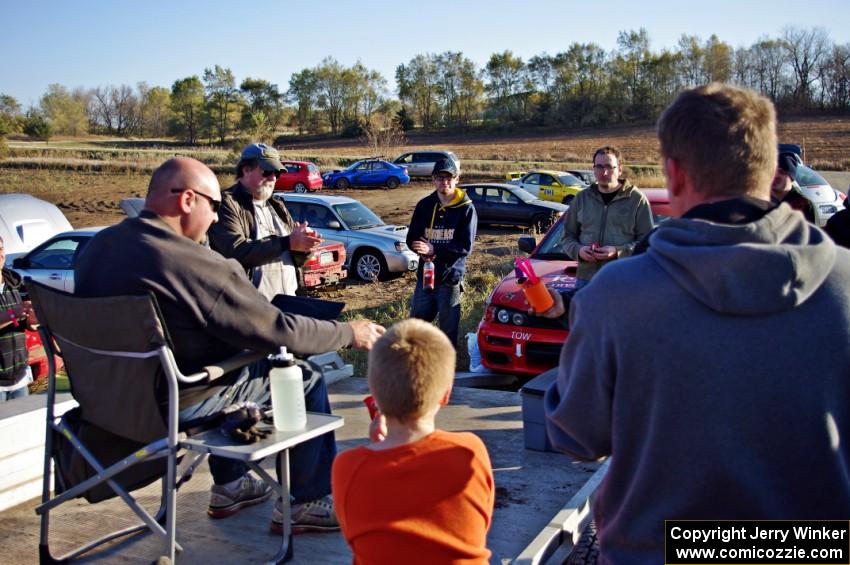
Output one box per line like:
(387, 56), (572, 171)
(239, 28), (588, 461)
(777, 153), (798, 181)
(432, 158), (459, 177)
(240, 143), (284, 172)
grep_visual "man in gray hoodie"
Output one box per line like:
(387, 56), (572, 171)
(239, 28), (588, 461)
(542, 83), (850, 563)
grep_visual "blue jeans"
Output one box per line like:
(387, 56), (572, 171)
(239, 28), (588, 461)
(0, 366), (32, 402)
(410, 279), (462, 347)
(179, 358), (336, 503)
(0, 384), (29, 402)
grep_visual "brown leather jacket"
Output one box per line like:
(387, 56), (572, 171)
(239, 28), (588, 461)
(208, 182), (308, 280)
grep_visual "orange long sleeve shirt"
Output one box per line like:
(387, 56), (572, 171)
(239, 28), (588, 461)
(332, 430), (495, 564)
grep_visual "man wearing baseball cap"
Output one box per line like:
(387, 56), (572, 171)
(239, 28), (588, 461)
(210, 143), (322, 300)
(406, 157), (477, 347)
(770, 152), (816, 223)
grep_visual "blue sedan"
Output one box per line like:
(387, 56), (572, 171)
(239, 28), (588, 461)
(323, 159), (410, 190)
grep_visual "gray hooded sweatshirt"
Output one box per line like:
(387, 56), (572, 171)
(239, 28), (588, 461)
(544, 204), (850, 564)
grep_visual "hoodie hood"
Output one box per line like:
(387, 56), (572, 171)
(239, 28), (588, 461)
(647, 204), (836, 316)
(443, 188), (471, 208)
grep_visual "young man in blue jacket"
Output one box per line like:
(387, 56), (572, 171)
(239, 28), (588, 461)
(406, 158), (477, 347)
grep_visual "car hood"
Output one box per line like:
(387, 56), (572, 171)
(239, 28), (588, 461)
(489, 259), (578, 310)
(798, 184), (841, 204)
(355, 224), (409, 241)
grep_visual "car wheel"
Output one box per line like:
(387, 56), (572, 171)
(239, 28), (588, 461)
(562, 195), (574, 205)
(294, 182), (307, 193)
(386, 177), (400, 189)
(531, 214), (550, 234)
(353, 249), (387, 282)
(335, 178), (350, 190)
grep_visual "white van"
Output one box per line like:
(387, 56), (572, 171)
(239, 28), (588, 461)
(0, 194), (73, 264)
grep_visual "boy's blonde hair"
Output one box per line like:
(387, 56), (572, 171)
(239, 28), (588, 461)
(367, 319), (456, 422)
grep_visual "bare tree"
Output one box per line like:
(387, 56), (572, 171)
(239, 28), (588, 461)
(781, 26), (831, 108)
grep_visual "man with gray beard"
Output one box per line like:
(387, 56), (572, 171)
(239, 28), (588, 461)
(210, 143), (322, 300)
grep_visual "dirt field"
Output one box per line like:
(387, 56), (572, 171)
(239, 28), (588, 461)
(280, 115), (850, 170)
(2, 117), (848, 315)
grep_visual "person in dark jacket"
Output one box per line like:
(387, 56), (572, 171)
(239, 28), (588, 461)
(825, 196), (850, 249)
(406, 158), (477, 347)
(0, 235), (37, 401)
(75, 157), (384, 534)
(209, 143), (321, 300)
(770, 152), (816, 223)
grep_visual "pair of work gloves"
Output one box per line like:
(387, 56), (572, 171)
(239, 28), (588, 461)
(218, 402), (271, 444)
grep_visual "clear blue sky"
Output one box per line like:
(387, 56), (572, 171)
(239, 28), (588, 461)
(2, 0), (849, 107)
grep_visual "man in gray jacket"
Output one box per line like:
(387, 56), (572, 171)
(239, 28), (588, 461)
(76, 157), (384, 534)
(542, 84), (850, 563)
(560, 146), (653, 287)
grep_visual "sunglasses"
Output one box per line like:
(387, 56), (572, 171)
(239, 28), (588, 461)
(171, 188), (221, 213)
(261, 169), (282, 179)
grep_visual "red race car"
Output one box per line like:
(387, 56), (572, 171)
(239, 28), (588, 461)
(477, 188), (671, 378)
(274, 161), (323, 193)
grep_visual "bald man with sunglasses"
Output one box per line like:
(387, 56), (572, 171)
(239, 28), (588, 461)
(209, 143), (322, 300)
(76, 156), (384, 534)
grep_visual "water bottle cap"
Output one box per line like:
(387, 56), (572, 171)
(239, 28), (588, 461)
(271, 346), (296, 367)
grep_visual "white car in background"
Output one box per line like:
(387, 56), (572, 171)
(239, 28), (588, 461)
(10, 227), (106, 293)
(794, 163), (846, 227)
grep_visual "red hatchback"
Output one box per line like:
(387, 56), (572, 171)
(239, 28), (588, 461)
(274, 161), (323, 193)
(477, 188), (671, 378)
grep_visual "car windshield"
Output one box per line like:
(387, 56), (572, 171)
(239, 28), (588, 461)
(344, 162), (363, 172)
(333, 202), (385, 230)
(531, 219), (571, 260)
(558, 174), (584, 186)
(511, 187), (537, 203)
(796, 164), (829, 187)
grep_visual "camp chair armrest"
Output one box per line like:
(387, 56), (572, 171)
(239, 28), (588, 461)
(180, 350), (267, 384)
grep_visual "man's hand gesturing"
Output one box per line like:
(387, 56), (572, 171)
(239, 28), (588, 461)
(349, 320), (386, 350)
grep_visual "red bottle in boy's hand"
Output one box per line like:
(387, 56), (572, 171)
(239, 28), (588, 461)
(363, 395), (378, 420)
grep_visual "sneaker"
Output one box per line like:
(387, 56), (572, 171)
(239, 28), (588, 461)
(271, 494), (340, 534)
(208, 474), (272, 519)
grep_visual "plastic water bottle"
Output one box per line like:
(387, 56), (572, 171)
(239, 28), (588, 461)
(269, 347), (306, 431)
(423, 259), (435, 291)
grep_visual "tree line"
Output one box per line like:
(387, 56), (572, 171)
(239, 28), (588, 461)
(1, 26), (848, 146)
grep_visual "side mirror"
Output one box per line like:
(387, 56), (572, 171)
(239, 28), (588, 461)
(518, 236), (537, 254)
(12, 257), (27, 269)
(327, 220), (342, 230)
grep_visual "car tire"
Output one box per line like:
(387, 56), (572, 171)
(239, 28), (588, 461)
(386, 177), (400, 189)
(335, 178), (350, 190)
(352, 249), (387, 282)
(531, 214), (550, 234)
(562, 195), (574, 205)
(294, 182), (307, 193)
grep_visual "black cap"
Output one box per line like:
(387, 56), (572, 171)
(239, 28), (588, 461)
(777, 153), (798, 181)
(432, 158), (459, 177)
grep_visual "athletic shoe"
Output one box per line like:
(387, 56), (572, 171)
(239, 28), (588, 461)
(207, 474), (272, 518)
(270, 494), (340, 534)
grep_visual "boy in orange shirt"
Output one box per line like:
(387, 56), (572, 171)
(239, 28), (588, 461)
(332, 318), (495, 564)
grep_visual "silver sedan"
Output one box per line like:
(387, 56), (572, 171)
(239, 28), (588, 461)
(278, 193), (419, 281)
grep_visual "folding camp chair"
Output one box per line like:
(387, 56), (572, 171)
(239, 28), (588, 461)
(28, 281), (343, 564)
